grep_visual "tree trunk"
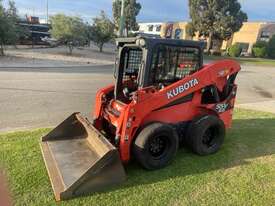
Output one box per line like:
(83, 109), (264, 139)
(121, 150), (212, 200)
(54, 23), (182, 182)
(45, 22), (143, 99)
(206, 31), (213, 54)
(0, 43), (4, 56)
(99, 43), (104, 52)
(68, 45), (73, 55)
(126, 27), (129, 37)
(212, 38), (223, 55)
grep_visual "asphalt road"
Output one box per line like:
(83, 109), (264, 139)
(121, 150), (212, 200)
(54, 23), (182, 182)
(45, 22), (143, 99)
(0, 64), (275, 132)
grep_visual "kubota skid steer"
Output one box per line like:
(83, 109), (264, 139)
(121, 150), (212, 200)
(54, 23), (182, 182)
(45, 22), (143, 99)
(40, 37), (241, 201)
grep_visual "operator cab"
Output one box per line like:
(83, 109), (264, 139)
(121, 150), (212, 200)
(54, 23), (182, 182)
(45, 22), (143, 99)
(114, 37), (204, 103)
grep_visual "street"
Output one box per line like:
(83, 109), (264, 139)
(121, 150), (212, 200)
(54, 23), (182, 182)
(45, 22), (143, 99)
(0, 64), (275, 132)
(0, 65), (113, 132)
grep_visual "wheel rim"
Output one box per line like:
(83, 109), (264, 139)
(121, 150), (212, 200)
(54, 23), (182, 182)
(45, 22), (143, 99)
(202, 126), (219, 148)
(148, 135), (169, 159)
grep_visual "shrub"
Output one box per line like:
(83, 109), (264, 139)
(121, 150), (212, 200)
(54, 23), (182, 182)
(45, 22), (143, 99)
(267, 35), (275, 59)
(252, 41), (268, 58)
(254, 41), (268, 48)
(228, 44), (242, 57)
(252, 47), (267, 58)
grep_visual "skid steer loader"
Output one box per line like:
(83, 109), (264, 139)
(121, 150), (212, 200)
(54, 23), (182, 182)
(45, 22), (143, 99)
(41, 37), (241, 201)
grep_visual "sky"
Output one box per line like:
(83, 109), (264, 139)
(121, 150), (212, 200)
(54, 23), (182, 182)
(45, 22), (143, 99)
(2, 0), (275, 23)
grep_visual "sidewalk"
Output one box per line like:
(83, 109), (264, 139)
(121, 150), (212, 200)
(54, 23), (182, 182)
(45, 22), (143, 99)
(236, 100), (275, 114)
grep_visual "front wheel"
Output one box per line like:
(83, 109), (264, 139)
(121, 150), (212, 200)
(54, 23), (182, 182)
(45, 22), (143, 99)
(133, 123), (179, 170)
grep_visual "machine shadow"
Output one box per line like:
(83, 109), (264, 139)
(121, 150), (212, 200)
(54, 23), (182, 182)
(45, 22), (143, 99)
(121, 117), (275, 190)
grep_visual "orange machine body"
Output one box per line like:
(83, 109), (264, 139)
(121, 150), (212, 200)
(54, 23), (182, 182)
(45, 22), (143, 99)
(93, 60), (241, 163)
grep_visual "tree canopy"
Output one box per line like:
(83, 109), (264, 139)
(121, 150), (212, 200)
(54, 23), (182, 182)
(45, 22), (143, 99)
(112, 0), (141, 36)
(50, 14), (88, 54)
(89, 11), (114, 52)
(188, 0), (248, 52)
(0, 0), (21, 55)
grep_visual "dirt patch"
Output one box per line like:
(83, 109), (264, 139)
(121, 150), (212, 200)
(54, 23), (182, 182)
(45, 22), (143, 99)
(1, 44), (115, 67)
(253, 86), (273, 98)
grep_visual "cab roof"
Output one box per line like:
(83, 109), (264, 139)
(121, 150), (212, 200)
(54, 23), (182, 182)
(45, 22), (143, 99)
(116, 36), (205, 50)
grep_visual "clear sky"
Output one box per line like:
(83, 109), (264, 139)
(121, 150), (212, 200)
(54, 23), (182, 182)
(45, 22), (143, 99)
(3, 0), (275, 23)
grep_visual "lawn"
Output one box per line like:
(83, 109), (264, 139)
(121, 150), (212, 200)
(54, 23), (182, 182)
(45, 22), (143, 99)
(205, 55), (275, 67)
(0, 109), (275, 206)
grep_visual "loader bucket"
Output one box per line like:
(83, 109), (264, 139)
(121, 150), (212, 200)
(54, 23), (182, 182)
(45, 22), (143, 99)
(40, 113), (126, 201)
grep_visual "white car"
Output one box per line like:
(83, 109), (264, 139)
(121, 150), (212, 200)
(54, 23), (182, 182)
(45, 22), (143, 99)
(41, 37), (58, 46)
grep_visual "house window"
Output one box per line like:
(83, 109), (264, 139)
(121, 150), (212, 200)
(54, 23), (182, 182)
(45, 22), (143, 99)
(261, 31), (270, 38)
(165, 24), (173, 38)
(156, 25), (162, 32)
(174, 29), (182, 39)
(260, 31), (270, 41)
(148, 25), (154, 32)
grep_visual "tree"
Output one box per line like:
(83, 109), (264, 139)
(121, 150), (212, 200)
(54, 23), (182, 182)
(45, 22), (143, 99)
(0, 2), (6, 55)
(50, 14), (88, 54)
(6, 0), (17, 18)
(186, 23), (196, 39)
(188, 0), (247, 53)
(0, 0), (20, 55)
(112, 0), (141, 36)
(89, 11), (114, 52)
(267, 35), (275, 59)
(5, 1), (30, 48)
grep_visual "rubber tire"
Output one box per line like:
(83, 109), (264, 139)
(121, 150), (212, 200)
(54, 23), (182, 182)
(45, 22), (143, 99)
(133, 123), (179, 170)
(186, 115), (225, 155)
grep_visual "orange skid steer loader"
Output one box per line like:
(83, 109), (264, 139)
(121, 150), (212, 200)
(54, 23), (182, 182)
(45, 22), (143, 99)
(40, 37), (241, 201)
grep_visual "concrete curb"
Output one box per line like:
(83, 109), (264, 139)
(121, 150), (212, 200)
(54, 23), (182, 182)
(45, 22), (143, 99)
(236, 100), (275, 114)
(0, 64), (113, 69)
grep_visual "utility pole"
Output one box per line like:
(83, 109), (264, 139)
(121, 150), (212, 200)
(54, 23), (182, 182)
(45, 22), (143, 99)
(46, 0), (49, 24)
(119, 0), (125, 37)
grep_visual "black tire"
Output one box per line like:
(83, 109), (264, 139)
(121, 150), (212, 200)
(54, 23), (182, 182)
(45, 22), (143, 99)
(133, 123), (179, 170)
(186, 115), (225, 155)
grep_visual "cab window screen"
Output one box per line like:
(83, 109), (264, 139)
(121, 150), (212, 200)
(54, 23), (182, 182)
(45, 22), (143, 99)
(119, 47), (142, 90)
(151, 45), (200, 84)
(123, 48), (142, 77)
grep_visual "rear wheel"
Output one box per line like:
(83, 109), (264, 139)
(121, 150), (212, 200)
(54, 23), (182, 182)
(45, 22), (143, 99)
(186, 115), (225, 155)
(133, 123), (179, 170)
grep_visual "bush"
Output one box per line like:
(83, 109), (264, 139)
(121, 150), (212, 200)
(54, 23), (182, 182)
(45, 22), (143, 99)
(267, 35), (275, 59)
(252, 41), (268, 58)
(252, 47), (267, 58)
(254, 41), (268, 48)
(228, 44), (242, 57)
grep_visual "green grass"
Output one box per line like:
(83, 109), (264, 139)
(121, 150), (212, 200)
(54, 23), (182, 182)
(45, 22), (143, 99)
(0, 109), (275, 206)
(205, 55), (275, 67)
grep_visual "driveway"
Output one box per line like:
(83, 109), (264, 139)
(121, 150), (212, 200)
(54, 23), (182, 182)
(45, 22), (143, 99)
(236, 65), (275, 113)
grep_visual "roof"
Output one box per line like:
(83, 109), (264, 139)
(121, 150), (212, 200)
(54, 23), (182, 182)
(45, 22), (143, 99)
(116, 36), (205, 49)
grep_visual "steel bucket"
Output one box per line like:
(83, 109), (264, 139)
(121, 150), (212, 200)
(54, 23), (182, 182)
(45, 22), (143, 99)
(40, 113), (126, 201)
